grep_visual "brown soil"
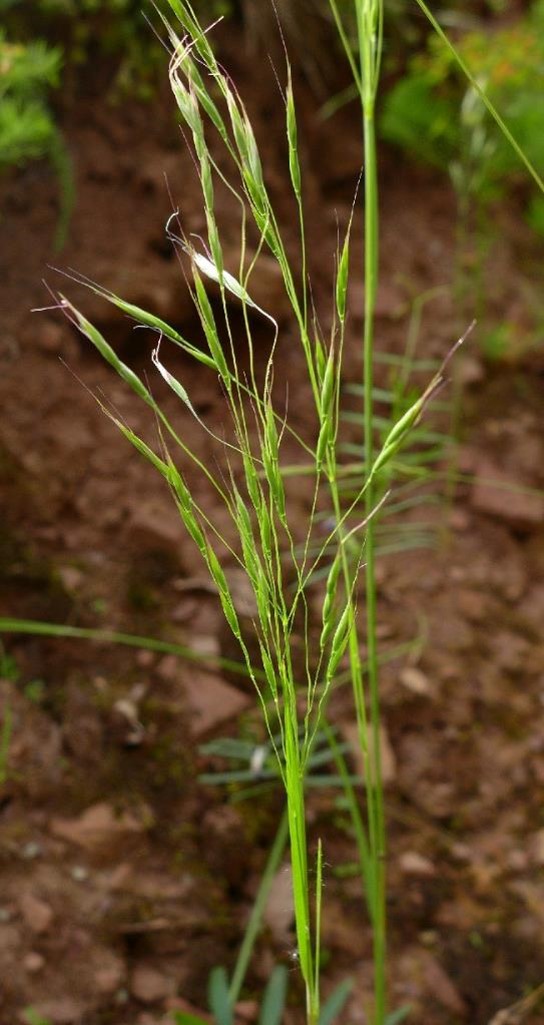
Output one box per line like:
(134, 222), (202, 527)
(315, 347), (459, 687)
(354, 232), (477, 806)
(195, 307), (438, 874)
(1, 32), (544, 1025)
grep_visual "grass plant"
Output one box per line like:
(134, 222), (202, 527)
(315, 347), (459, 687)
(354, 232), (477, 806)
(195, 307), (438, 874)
(29, 0), (468, 1018)
(10, 1), (542, 1023)
(45, 2), (418, 1019)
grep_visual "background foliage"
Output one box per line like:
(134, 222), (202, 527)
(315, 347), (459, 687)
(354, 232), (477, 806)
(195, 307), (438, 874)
(381, 0), (544, 210)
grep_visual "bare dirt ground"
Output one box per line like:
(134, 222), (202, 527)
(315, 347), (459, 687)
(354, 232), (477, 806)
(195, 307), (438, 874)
(1, 33), (544, 1025)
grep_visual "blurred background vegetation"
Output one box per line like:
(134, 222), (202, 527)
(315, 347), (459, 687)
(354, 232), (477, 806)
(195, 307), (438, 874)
(1, 0), (542, 261)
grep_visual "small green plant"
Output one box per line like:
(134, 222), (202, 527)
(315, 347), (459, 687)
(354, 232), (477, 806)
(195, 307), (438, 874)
(0, 30), (61, 167)
(0, 26), (73, 247)
(22, 1008), (51, 1025)
(0, 642), (21, 682)
(0, 700), (12, 788)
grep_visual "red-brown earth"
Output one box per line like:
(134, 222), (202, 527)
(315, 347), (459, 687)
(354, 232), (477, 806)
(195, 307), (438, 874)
(1, 26), (544, 1025)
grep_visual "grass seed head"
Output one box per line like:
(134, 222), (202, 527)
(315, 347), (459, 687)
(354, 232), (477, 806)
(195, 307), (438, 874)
(226, 88), (248, 160)
(68, 305), (152, 405)
(193, 270), (231, 382)
(316, 418), (331, 467)
(199, 150), (215, 214)
(320, 552), (343, 648)
(259, 642), (278, 699)
(326, 600), (352, 680)
(336, 234), (350, 323)
(258, 501), (272, 561)
(320, 350), (336, 418)
(286, 73), (302, 198)
(242, 452), (262, 511)
(185, 56), (227, 140)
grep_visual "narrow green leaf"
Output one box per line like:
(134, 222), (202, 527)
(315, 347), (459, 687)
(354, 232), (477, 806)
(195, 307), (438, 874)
(228, 813), (289, 1007)
(208, 966), (233, 1025)
(22, 1010), (51, 1025)
(0, 618), (258, 680)
(258, 966), (288, 1025)
(172, 1013), (209, 1025)
(384, 1005), (412, 1025)
(318, 979), (353, 1025)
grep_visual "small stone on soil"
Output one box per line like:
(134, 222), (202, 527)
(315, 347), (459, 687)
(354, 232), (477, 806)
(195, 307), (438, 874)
(23, 998), (88, 1024)
(71, 865), (89, 882)
(471, 459), (544, 528)
(235, 1001), (259, 1022)
(399, 948), (467, 1017)
(130, 964), (176, 1003)
(263, 863), (294, 943)
(449, 507), (471, 531)
(127, 499), (185, 556)
(136, 649), (155, 668)
(181, 668), (251, 736)
(187, 633), (221, 660)
(94, 953), (125, 994)
(50, 801), (152, 853)
(23, 951), (45, 973)
(19, 892), (54, 934)
(456, 588), (487, 622)
(457, 355), (484, 386)
(400, 666), (434, 697)
(506, 849), (529, 872)
(21, 841), (42, 860)
(57, 566), (85, 592)
(342, 721), (397, 784)
(399, 851), (436, 877)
